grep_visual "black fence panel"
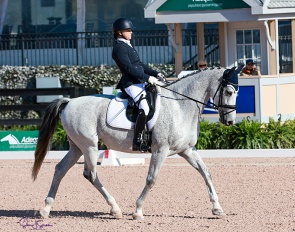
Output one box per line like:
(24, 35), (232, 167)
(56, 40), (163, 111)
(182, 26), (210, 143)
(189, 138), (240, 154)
(0, 29), (220, 67)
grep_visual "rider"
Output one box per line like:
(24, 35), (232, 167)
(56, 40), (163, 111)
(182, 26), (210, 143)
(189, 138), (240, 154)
(112, 17), (165, 151)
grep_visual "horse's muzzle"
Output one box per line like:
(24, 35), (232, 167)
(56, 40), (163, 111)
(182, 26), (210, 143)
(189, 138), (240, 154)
(226, 121), (234, 126)
(219, 118), (235, 126)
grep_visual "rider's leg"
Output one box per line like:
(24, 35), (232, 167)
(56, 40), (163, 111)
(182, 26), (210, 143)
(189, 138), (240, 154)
(125, 84), (150, 151)
(132, 108), (149, 151)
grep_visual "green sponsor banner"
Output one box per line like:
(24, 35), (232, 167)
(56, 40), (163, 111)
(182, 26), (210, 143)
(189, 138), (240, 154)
(0, 131), (39, 151)
(157, 0), (250, 12)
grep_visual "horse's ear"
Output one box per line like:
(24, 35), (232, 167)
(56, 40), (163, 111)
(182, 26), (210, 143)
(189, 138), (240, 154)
(235, 64), (244, 74)
(222, 67), (239, 90)
(223, 66), (236, 79)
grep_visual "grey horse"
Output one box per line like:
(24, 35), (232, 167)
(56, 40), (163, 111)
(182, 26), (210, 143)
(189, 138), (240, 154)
(32, 67), (239, 220)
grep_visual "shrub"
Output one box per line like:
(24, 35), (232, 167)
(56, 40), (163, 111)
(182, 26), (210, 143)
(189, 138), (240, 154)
(196, 120), (213, 150)
(196, 118), (295, 149)
(51, 121), (69, 150)
(230, 119), (270, 149)
(264, 117), (295, 149)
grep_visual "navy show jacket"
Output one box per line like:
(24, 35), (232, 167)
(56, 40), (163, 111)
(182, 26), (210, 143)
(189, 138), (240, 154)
(112, 40), (158, 90)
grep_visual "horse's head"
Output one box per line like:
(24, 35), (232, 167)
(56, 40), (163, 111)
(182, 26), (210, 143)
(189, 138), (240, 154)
(213, 66), (242, 126)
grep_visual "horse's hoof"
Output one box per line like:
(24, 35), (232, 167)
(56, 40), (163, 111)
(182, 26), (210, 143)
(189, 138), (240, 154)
(110, 209), (123, 219)
(212, 208), (226, 217)
(132, 213), (144, 220)
(40, 209), (50, 218)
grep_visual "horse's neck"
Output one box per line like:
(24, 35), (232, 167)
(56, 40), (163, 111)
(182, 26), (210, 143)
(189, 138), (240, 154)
(170, 74), (210, 102)
(160, 75), (209, 121)
(164, 70), (222, 113)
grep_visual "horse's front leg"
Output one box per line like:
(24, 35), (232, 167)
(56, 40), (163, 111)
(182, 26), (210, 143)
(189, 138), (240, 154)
(179, 148), (225, 217)
(132, 150), (168, 220)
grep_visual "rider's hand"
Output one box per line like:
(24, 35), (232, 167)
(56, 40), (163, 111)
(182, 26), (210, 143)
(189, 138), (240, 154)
(157, 73), (166, 82)
(148, 76), (158, 85)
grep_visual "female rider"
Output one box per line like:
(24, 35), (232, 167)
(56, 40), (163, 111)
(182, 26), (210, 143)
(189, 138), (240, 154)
(112, 17), (165, 151)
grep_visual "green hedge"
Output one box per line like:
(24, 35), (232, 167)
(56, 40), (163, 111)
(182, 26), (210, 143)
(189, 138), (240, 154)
(197, 118), (295, 149)
(1, 118), (295, 150)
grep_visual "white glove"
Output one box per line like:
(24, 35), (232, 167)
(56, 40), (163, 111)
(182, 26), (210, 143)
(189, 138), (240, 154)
(157, 73), (166, 82)
(148, 76), (158, 85)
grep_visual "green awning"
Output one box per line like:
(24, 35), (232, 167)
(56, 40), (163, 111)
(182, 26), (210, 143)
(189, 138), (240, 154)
(144, 0), (295, 23)
(157, 0), (250, 12)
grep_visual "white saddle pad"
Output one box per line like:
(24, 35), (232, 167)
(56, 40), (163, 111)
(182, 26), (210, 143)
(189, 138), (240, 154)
(106, 94), (161, 130)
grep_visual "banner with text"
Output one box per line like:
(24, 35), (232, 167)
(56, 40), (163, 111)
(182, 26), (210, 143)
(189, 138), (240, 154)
(0, 131), (39, 151)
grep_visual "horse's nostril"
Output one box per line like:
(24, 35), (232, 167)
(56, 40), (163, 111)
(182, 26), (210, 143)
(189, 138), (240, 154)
(228, 121), (233, 125)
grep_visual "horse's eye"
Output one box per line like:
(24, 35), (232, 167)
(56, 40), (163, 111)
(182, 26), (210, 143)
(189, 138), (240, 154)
(225, 90), (233, 96)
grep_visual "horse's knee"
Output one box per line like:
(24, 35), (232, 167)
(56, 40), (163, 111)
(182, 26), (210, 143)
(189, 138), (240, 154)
(83, 169), (96, 184)
(146, 175), (156, 187)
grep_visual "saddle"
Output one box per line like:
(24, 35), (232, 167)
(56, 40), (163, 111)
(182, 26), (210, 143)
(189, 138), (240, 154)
(106, 85), (160, 131)
(106, 85), (159, 152)
(119, 84), (157, 123)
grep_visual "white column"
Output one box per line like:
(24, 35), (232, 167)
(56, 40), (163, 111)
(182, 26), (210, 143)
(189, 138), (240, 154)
(76, 0), (85, 65)
(76, 0), (85, 32)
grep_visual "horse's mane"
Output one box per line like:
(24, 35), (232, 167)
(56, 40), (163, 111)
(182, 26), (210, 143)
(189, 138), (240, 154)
(165, 67), (224, 87)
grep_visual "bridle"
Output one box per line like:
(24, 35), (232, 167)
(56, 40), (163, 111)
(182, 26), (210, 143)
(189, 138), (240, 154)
(214, 78), (238, 116)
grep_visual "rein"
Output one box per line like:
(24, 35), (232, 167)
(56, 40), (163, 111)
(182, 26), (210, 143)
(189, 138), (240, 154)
(158, 73), (237, 111)
(159, 83), (219, 109)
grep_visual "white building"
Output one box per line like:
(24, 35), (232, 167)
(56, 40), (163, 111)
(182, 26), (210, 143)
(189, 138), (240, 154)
(144, 0), (295, 122)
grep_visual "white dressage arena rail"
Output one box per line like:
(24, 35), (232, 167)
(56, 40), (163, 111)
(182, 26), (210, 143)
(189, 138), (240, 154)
(0, 149), (295, 166)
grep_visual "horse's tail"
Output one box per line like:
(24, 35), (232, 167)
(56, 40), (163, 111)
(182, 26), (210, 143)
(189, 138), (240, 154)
(32, 98), (70, 181)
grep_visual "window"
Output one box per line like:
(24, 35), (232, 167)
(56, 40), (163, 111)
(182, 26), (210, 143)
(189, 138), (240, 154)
(236, 29), (261, 68)
(41, 0), (55, 7)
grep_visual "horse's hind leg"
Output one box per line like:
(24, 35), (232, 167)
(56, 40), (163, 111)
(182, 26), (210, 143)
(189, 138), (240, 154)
(179, 148), (225, 217)
(41, 140), (82, 218)
(82, 146), (122, 219)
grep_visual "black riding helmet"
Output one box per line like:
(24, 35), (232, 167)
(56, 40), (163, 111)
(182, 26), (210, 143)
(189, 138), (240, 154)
(113, 18), (134, 31)
(112, 18), (134, 39)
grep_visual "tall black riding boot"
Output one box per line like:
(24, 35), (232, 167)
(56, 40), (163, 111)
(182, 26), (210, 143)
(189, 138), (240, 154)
(132, 109), (150, 152)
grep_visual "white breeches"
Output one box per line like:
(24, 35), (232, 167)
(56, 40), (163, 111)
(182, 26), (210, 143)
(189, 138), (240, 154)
(125, 83), (149, 116)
